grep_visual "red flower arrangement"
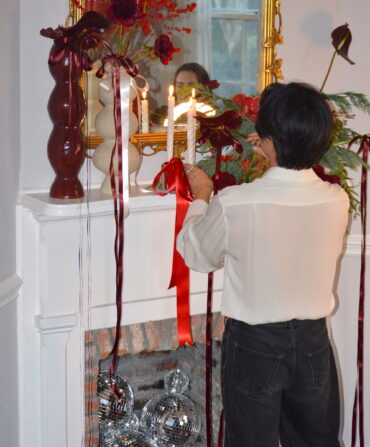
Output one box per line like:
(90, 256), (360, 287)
(75, 0), (196, 64)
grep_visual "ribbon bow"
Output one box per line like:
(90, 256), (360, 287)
(153, 158), (194, 347)
(349, 135), (369, 447)
(96, 54), (139, 79)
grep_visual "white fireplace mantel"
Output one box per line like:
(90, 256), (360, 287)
(17, 188), (223, 447)
(16, 187), (370, 447)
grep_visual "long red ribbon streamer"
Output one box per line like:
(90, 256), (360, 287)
(206, 145), (223, 447)
(350, 135), (369, 447)
(153, 158), (194, 347)
(105, 55), (138, 388)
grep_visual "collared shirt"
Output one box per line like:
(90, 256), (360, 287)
(177, 167), (349, 325)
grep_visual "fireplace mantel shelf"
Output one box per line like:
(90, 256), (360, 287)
(20, 184), (176, 222)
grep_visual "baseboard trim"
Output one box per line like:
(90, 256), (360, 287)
(0, 274), (22, 309)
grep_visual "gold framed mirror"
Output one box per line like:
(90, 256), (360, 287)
(69, 0), (283, 149)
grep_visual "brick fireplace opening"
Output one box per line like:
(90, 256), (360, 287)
(84, 313), (225, 446)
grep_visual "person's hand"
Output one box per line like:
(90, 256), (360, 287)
(246, 132), (268, 158)
(184, 164), (213, 203)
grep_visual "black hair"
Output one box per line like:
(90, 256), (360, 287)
(174, 63), (210, 85)
(255, 82), (333, 169)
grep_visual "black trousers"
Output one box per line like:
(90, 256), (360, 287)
(221, 317), (340, 447)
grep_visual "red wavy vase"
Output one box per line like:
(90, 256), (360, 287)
(47, 43), (86, 199)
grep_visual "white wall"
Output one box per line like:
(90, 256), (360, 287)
(0, 1), (21, 446)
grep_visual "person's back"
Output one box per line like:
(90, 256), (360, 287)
(218, 168), (348, 324)
(177, 82), (349, 446)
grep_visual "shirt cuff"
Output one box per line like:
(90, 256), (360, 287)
(184, 199), (209, 221)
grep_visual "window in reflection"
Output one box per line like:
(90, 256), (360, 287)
(210, 0), (260, 97)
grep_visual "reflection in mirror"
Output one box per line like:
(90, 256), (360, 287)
(71, 0), (282, 144)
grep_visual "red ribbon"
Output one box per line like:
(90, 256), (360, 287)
(106, 55), (138, 390)
(205, 145), (223, 447)
(153, 158), (194, 347)
(96, 54), (139, 79)
(349, 135), (369, 447)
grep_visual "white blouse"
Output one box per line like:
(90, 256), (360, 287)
(177, 167), (349, 325)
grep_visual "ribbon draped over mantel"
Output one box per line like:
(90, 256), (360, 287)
(153, 158), (194, 347)
(99, 54), (139, 381)
(349, 135), (369, 447)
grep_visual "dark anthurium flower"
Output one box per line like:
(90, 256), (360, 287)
(196, 110), (243, 152)
(331, 23), (355, 65)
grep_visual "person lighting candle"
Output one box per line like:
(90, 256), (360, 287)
(178, 82), (349, 447)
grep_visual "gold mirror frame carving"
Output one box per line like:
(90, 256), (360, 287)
(70, 0), (283, 152)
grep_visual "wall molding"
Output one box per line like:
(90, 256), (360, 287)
(0, 273), (22, 309)
(344, 234), (370, 257)
(35, 314), (78, 334)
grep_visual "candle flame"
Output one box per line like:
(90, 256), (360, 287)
(142, 91), (147, 100)
(192, 88), (196, 98)
(169, 85), (174, 97)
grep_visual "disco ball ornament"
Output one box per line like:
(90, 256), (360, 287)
(100, 420), (119, 447)
(115, 413), (140, 430)
(164, 369), (189, 394)
(115, 429), (158, 447)
(97, 372), (134, 422)
(140, 370), (201, 446)
(100, 415), (141, 447)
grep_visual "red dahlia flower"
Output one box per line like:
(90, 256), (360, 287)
(232, 94), (260, 122)
(107, 0), (144, 27)
(154, 34), (179, 65)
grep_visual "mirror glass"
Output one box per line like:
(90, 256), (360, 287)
(71, 0), (282, 142)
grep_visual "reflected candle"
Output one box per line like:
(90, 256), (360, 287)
(167, 85), (175, 161)
(187, 88), (196, 165)
(141, 91), (149, 133)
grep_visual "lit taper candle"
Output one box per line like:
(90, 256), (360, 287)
(167, 85), (175, 161)
(187, 88), (196, 165)
(141, 90), (149, 134)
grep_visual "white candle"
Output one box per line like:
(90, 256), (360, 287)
(141, 90), (149, 134)
(167, 85), (175, 161)
(187, 88), (196, 165)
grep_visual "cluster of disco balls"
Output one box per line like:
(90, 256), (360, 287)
(97, 369), (201, 447)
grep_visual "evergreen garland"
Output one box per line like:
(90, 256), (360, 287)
(193, 85), (370, 215)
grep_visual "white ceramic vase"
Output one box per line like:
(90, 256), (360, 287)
(93, 64), (141, 195)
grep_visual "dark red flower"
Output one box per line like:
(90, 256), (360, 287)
(232, 94), (260, 121)
(212, 172), (237, 191)
(107, 0), (143, 26)
(154, 34), (179, 65)
(331, 23), (355, 65)
(197, 110), (243, 151)
(313, 165), (341, 185)
(203, 80), (220, 90)
(196, 110), (242, 130)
